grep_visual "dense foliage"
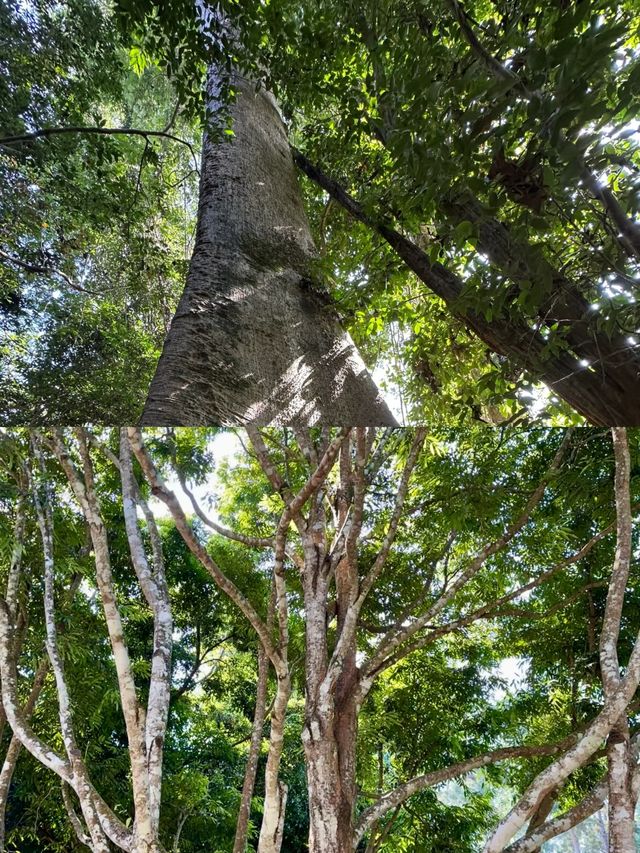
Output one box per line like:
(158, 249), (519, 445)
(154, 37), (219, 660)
(0, 0), (197, 422)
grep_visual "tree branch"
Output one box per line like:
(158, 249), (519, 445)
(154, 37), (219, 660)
(354, 736), (582, 843)
(292, 151), (624, 425)
(484, 429), (639, 851)
(361, 431), (572, 691)
(127, 427), (285, 676)
(0, 248), (97, 295)
(0, 125), (200, 175)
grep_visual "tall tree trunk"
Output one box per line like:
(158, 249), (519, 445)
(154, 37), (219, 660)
(142, 72), (395, 426)
(257, 669), (290, 853)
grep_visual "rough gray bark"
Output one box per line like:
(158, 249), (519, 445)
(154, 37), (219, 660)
(142, 72), (395, 427)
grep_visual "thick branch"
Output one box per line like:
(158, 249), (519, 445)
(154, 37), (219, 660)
(505, 749), (640, 853)
(127, 428), (285, 675)
(355, 737), (581, 842)
(293, 151), (626, 425)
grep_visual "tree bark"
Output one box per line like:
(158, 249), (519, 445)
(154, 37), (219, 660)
(233, 645), (269, 853)
(301, 543), (359, 853)
(256, 661), (290, 853)
(606, 719), (636, 853)
(302, 699), (358, 853)
(52, 431), (159, 853)
(120, 431), (173, 837)
(599, 429), (635, 853)
(142, 72), (395, 426)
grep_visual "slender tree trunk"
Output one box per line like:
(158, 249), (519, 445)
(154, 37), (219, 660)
(141, 71), (395, 427)
(120, 431), (172, 838)
(233, 645), (269, 853)
(255, 658), (290, 853)
(53, 432), (159, 853)
(600, 430), (635, 853)
(257, 564), (290, 853)
(606, 719), (636, 853)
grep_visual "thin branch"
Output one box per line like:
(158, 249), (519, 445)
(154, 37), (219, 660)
(361, 431), (572, 689)
(358, 428), (427, 603)
(61, 783), (92, 850)
(484, 430), (639, 852)
(127, 428), (285, 675)
(0, 125), (200, 175)
(0, 248), (97, 295)
(370, 510), (627, 678)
